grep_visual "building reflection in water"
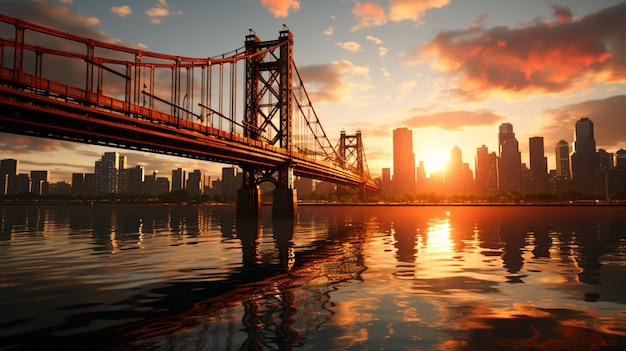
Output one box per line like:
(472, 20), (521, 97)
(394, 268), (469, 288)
(2, 205), (626, 350)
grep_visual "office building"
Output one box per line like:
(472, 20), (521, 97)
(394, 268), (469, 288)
(172, 168), (186, 190)
(475, 145), (497, 194)
(0, 158), (18, 195)
(187, 169), (203, 195)
(497, 123), (522, 192)
(128, 165), (145, 195)
(95, 152), (120, 194)
(393, 127), (415, 194)
(555, 140), (570, 178)
(30, 170), (50, 195)
(571, 117), (598, 194)
(528, 137), (548, 192)
(221, 167), (239, 198)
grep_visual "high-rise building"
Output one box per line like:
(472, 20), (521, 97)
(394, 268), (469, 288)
(571, 117), (598, 194)
(30, 170), (50, 195)
(381, 168), (392, 193)
(475, 145), (497, 194)
(415, 162), (427, 193)
(528, 137), (548, 192)
(72, 173), (85, 194)
(393, 127), (415, 194)
(497, 123), (522, 192)
(221, 167), (239, 198)
(555, 140), (570, 178)
(117, 155), (128, 194)
(0, 158), (18, 195)
(187, 169), (203, 194)
(616, 148), (626, 169)
(95, 152), (120, 194)
(172, 168), (186, 190)
(128, 165), (144, 195)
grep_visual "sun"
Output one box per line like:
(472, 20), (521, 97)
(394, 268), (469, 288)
(418, 151), (449, 177)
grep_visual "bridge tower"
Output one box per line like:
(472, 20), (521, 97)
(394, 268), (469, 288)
(337, 130), (367, 202)
(237, 29), (297, 217)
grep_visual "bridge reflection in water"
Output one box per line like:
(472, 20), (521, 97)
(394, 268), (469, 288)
(0, 204), (368, 350)
(1, 205), (626, 350)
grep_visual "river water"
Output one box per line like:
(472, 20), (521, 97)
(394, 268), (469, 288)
(1, 204), (625, 350)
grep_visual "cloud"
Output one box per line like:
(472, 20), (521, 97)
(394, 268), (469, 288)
(324, 27), (334, 36)
(336, 41), (363, 53)
(388, 0), (451, 22)
(111, 5), (132, 17)
(351, 2), (387, 31)
(541, 95), (626, 152)
(260, 0), (300, 18)
(395, 80), (416, 102)
(0, 133), (78, 154)
(416, 3), (626, 100)
(351, 0), (451, 31)
(402, 109), (506, 131)
(366, 35), (383, 45)
(298, 60), (372, 104)
(145, 0), (182, 24)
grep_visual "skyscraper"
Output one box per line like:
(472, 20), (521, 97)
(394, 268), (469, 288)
(0, 159), (18, 195)
(571, 117), (597, 194)
(172, 168), (186, 190)
(128, 165), (144, 195)
(187, 169), (203, 194)
(30, 170), (50, 195)
(528, 137), (548, 192)
(475, 145), (497, 194)
(497, 123), (522, 192)
(393, 127), (415, 194)
(555, 140), (570, 178)
(95, 152), (120, 194)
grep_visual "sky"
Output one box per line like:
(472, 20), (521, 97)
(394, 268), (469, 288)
(1, 0), (626, 183)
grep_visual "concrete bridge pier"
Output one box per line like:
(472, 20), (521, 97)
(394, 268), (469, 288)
(272, 188), (297, 217)
(236, 186), (262, 217)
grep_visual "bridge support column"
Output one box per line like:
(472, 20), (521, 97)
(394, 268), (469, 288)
(237, 186), (262, 217)
(272, 165), (297, 217)
(273, 188), (297, 217)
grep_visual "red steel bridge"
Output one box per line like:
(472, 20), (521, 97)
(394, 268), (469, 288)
(0, 15), (378, 215)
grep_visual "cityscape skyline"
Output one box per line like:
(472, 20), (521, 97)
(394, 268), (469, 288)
(3, 116), (626, 199)
(1, 1), (625, 183)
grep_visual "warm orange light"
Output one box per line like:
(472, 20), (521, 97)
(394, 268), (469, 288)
(419, 151), (448, 177)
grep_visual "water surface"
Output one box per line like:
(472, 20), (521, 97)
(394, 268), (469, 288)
(1, 204), (625, 350)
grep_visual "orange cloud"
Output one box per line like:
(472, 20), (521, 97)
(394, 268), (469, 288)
(402, 109), (506, 131)
(111, 5), (132, 17)
(260, 0), (301, 18)
(416, 3), (626, 100)
(389, 0), (450, 22)
(351, 2), (387, 31)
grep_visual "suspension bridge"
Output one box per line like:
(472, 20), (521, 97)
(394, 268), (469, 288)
(0, 15), (378, 216)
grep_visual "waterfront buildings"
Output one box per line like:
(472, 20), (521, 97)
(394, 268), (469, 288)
(497, 123), (522, 192)
(571, 117), (598, 194)
(392, 127), (415, 194)
(528, 137), (548, 193)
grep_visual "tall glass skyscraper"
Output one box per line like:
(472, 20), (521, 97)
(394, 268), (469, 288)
(393, 127), (415, 194)
(497, 123), (522, 192)
(571, 117), (598, 194)
(555, 140), (570, 178)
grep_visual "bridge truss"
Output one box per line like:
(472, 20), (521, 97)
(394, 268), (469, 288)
(0, 15), (378, 213)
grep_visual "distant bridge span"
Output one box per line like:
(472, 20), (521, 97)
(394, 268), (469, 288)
(0, 14), (378, 215)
